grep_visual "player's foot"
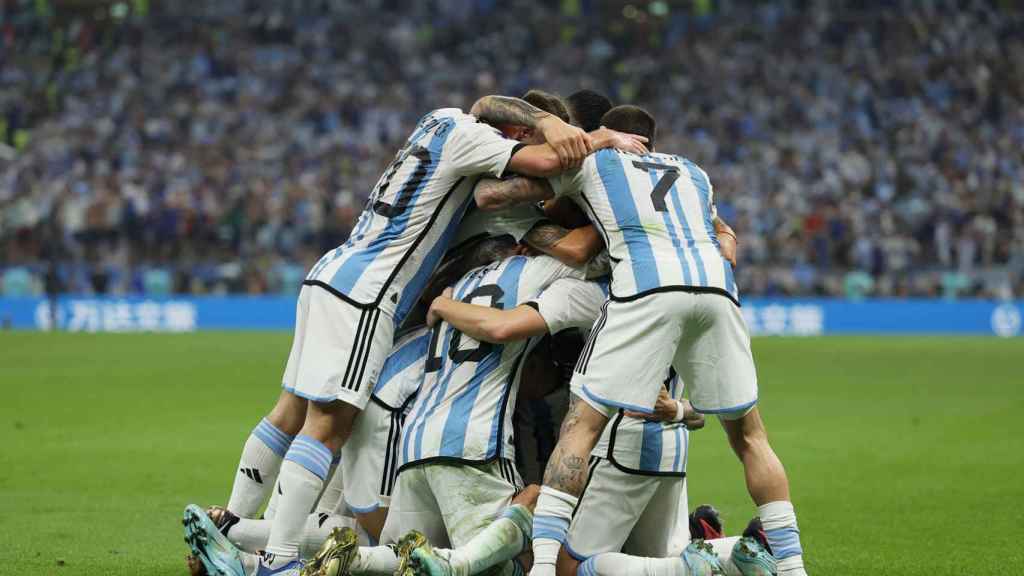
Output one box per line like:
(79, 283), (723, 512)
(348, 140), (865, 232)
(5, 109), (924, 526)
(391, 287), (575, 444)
(300, 527), (358, 576)
(254, 555), (304, 576)
(680, 540), (724, 576)
(207, 506), (242, 536)
(689, 504), (725, 540)
(742, 518), (771, 554)
(393, 530), (428, 576)
(183, 504), (247, 576)
(730, 536), (777, 576)
(409, 544), (452, 576)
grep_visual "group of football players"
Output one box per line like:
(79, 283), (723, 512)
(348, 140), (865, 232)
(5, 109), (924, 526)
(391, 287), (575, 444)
(182, 88), (808, 576)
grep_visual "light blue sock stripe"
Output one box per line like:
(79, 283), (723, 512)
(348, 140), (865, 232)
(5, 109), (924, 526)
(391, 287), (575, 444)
(285, 450), (330, 480)
(288, 444), (332, 472)
(765, 526), (803, 559)
(253, 420), (293, 457)
(293, 435), (333, 462)
(257, 418), (293, 444)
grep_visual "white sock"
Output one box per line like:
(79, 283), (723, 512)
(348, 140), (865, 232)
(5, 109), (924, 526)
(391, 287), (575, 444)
(350, 545), (399, 575)
(315, 454), (344, 513)
(581, 553), (687, 576)
(227, 418), (294, 517)
(264, 435), (333, 562)
(758, 501), (806, 576)
(226, 512), (365, 558)
(449, 504), (532, 576)
(530, 487), (577, 576)
(706, 537), (742, 576)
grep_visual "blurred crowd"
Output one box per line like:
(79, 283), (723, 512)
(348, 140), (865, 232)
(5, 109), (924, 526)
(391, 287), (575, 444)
(1, 0), (1023, 299)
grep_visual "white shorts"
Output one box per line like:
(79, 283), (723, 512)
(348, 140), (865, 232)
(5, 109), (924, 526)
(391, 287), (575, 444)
(282, 284), (394, 409)
(340, 400), (404, 513)
(565, 457), (687, 561)
(572, 291), (757, 416)
(379, 459), (522, 547)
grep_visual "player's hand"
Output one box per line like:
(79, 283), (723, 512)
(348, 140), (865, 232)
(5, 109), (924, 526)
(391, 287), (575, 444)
(591, 127), (649, 155)
(715, 218), (738, 266)
(624, 388), (677, 422)
(538, 115), (592, 170)
(679, 399), (705, 430)
(426, 287), (454, 328)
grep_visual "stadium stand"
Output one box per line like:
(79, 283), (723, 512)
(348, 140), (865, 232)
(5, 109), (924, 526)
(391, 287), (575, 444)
(1, 0), (1022, 298)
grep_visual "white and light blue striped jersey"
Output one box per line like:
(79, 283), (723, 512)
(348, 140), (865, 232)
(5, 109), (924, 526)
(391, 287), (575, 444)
(371, 326), (430, 411)
(550, 149), (739, 305)
(305, 108), (522, 325)
(399, 255), (585, 470)
(450, 201), (547, 252)
(532, 277), (688, 476)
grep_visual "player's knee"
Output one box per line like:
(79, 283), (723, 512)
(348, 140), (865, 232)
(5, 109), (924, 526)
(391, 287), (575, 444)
(267, 390), (307, 435)
(301, 400), (360, 449)
(355, 507), (387, 542)
(722, 408), (770, 456)
(512, 483), (541, 509)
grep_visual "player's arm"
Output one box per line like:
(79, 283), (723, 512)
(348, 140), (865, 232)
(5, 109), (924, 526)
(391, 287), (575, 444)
(523, 222), (603, 269)
(714, 215), (738, 266)
(474, 176), (555, 211)
(471, 95), (590, 169)
(427, 289), (548, 344)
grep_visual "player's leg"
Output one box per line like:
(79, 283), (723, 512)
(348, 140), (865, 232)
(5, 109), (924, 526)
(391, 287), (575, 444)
(261, 289), (394, 573)
(226, 287), (314, 518)
(533, 297), (683, 576)
(340, 400), (402, 543)
(575, 541), (722, 576)
(719, 409), (804, 575)
(555, 457), (661, 576)
(408, 460), (533, 576)
(677, 293), (806, 576)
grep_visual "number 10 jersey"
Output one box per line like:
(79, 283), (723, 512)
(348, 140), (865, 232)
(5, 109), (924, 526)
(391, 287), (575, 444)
(550, 149), (739, 305)
(399, 255), (584, 471)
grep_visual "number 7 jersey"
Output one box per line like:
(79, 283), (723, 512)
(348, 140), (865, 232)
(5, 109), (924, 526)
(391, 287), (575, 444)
(550, 149), (739, 304)
(399, 255), (585, 471)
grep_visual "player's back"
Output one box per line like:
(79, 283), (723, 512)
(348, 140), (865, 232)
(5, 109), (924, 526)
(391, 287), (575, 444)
(305, 108), (521, 324)
(556, 148), (738, 304)
(399, 255), (583, 470)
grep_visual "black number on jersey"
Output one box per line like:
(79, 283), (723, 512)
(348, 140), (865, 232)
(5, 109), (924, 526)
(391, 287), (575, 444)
(632, 161), (680, 213)
(425, 283), (506, 373)
(373, 145), (432, 218)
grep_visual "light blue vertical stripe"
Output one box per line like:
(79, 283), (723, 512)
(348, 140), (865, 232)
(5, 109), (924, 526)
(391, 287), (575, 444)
(683, 427), (690, 473)
(484, 257), (527, 456)
(438, 256), (526, 458)
(680, 158), (718, 239)
(374, 332), (430, 395)
(667, 177), (708, 286)
(330, 119), (455, 293)
(643, 165), (692, 285)
(392, 191), (476, 327)
(595, 150), (660, 292)
(410, 271), (486, 462)
(672, 425), (683, 473)
(639, 420), (663, 471)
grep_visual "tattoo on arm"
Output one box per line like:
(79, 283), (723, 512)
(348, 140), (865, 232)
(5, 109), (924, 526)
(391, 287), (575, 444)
(475, 177), (552, 211)
(524, 222), (570, 250)
(471, 95), (550, 128)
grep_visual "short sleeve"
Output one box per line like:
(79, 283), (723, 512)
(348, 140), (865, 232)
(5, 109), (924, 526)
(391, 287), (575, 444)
(531, 279), (607, 334)
(445, 121), (522, 178)
(516, 255), (587, 302)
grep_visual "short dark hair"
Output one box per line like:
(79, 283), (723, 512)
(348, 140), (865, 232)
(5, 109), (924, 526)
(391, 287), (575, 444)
(600, 105), (657, 150)
(566, 89), (613, 132)
(522, 89), (571, 123)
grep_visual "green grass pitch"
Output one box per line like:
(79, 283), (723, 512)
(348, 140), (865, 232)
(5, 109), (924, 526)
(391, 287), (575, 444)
(2, 332), (1023, 575)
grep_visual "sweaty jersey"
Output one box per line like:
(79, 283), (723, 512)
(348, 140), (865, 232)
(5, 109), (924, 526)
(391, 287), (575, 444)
(533, 277), (689, 476)
(372, 326), (430, 411)
(399, 255), (585, 471)
(305, 108), (522, 325)
(550, 149), (739, 305)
